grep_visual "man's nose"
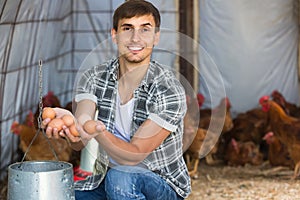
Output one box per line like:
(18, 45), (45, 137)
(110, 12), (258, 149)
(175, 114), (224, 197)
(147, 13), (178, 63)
(131, 29), (141, 42)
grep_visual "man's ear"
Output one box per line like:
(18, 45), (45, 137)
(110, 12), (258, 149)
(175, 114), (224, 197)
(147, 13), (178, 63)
(153, 31), (160, 46)
(111, 28), (117, 44)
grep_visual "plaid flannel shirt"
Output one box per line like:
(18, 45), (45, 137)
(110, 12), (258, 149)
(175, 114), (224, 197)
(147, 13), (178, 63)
(74, 58), (191, 198)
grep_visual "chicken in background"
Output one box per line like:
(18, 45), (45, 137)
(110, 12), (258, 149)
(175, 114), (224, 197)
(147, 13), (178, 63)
(263, 132), (294, 168)
(199, 97), (234, 165)
(185, 128), (207, 178)
(224, 138), (263, 166)
(271, 90), (300, 118)
(11, 120), (41, 151)
(198, 97), (233, 134)
(24, 110), (35, 127)
(223, 106), (271, 161)
(11, 118), (72, 162)
(184, 95), (234, 178)
(182, 94), (200, 152)
(196, 93), (205, 107)
(260, 95), (300, 179)
(228, 108), (269, 144)
(183, 94), (203, 178)
(65, 101), (75, 112)
(10, 91), (75, 162)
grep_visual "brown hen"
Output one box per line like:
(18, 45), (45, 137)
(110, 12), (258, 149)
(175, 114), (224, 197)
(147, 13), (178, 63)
(260, 96), (300, 179)
(185, 128), (207, 178)
(271, 90), (300, 118)
(263, 132), (293, 168)
(11, 120), (72, 162)
(199, 97), (234, 165)
(183, 94), (200, 152)
(230, 108), (269, 143)
(224, 138), (263, 166)
(184, 96), (234, 178)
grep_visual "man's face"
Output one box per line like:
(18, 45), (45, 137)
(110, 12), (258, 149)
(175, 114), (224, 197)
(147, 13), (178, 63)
(111, 14), (160, 66)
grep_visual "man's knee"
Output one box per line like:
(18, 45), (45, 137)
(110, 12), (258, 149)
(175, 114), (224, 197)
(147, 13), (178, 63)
(104, 168), (144, 199)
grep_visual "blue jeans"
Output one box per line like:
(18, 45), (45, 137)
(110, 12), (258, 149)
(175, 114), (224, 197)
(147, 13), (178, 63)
(75, 165), (184, 200)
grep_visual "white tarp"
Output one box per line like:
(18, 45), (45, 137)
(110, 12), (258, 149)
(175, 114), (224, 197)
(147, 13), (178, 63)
(199, 0), (299, 116)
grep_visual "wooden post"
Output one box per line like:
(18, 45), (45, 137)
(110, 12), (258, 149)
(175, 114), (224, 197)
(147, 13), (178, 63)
(179, 0), (197, 93)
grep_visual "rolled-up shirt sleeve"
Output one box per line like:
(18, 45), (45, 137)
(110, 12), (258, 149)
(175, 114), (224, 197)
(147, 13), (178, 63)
(75, 93), (97, 104)
(148, 73), (187, 132)
(74, 68), (98, 104)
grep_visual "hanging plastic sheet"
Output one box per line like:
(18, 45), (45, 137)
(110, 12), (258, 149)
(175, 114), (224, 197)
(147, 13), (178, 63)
(199, 0), (299, 116)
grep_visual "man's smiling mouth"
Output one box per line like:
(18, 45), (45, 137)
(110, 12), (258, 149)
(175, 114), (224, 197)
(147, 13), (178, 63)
(128, 46), (144, 51)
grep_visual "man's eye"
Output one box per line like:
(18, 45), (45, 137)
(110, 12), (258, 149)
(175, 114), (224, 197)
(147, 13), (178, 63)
(123, 27), (132, 31)
(141, 28), (150, 32)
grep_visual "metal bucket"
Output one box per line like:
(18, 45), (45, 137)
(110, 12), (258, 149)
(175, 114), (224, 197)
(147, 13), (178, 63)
(7, 161), (75, 200)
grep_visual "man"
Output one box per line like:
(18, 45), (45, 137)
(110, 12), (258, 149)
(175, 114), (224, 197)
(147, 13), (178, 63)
(43, 0), (191, 199)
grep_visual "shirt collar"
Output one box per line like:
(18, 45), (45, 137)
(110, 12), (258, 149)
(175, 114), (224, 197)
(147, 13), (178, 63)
(108, 58), (119, 81)
(140, 61), (157, 92)
(108, 58), (155, 91)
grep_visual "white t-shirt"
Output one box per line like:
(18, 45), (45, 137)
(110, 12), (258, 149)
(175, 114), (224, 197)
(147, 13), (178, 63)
(110, 92), (134, 165)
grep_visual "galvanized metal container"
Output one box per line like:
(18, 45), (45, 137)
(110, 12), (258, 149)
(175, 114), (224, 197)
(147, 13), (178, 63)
(7, 161), (75, 200)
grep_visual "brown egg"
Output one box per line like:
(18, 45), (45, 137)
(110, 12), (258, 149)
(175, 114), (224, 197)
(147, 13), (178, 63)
(62, 115), (74, 127)
(69, 124), (79, 137)
(42, 107), (56, 120)
(48, 118), (64, 131)
(83, 120), (97, 134)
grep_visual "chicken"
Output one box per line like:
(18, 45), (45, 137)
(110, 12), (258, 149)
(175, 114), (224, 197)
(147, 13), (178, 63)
(64, 101), (74, 112)
(271, 90), (300, 118)
(41, 91), (62, 107)
(224, 138), (263, 166)
(185, 128), (207, 178)
(11, 118), (72, 162)
(229, 108), (269, 143)
(183, 94), (200, 152)
(223, 106), (271, 160)
(11, 120), (42, 150)
(184, 96), (234, 178)
(183, 94), (207, 178)
(196, 93), (205, 107)
(199, 97), (233, 133)
(259, 95), (300, 179)
(263, 132), (293, 168)
(24, 110), (35, 127)
(199, 97), (234, 165)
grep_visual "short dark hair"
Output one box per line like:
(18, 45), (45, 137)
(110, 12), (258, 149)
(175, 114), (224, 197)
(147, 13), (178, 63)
(113, 0), (161, 32)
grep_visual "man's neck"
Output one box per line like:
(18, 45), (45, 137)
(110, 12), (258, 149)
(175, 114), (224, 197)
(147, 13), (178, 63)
(118, 62), (149, 104)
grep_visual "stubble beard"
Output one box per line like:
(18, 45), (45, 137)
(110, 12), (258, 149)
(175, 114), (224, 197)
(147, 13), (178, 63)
(121, 52), (149, 65)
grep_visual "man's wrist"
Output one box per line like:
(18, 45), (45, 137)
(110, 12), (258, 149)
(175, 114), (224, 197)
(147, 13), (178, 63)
(77, 114), (93, 125)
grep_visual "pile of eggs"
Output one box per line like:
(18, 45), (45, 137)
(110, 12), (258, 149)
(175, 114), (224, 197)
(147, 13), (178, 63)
(42, 107), (98, 136)
(42, 107), (79, 136)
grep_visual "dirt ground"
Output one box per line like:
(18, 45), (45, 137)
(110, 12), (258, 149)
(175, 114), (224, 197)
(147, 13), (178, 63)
(1, 160), (300, 200)
(187, 160), (300, 200)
